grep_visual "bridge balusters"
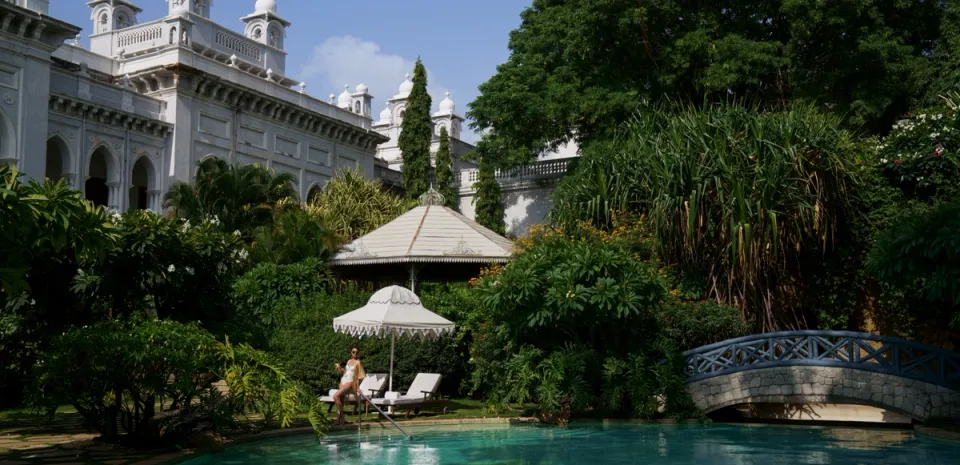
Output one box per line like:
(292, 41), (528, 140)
(682, 330), (960, 390)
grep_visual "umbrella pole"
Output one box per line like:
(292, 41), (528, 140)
(389, 332), (396, 393)
(389, 332), (396, 415)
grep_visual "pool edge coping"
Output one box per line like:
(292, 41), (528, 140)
(134, 417), (541, 465)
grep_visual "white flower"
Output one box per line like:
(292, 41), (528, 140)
(182, 220), (191, 232)
(233, 230), (241, 237)
(930, 132), (940, 139)
(237, 249), (249, 261)
(167, 264), (176, 273)
(30, 299), (35, 306)
(185, 266), (195, 275)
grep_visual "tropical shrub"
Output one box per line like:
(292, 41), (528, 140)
(30, 319), (323, 447)
(304, 167), (410, 242)
(554, 102), (863, 332)
(72, 211), (246, 330)
(602, 340), (697, 419)
(248, 208), (339, 265)
(876, 107), (960, 202)
(233, 259), (330, 332)
(163, 158), (297, 238)
(0, 167), (115, 406)
(476, 225), (666, 352)
(657, 298), (750, 351)
(867, 201), (960, 327)
(469, 225), (704, 421)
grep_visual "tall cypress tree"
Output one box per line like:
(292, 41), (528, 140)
(434, 126), (459, 211)
(399, 58), (433, 200)
(472, 156), (505, 235)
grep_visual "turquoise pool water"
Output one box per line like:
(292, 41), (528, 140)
(180, 423), (960, 464)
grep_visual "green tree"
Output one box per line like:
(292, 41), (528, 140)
(72, 211), (246, 328)
(305, 167), (410, 242)
(31, 319), (325, 448)
(163, 158), (297, 237)
(0, 166), (116, 406)
(468, 0), (941, 166)
(472, 157), (505, 235)
(922, 2), (960, 106)
(249, 209), (338, 266)
(399, 58), (433, 199)
(867, 201), (960, 326)
(434, 126), (459, 210)
(555, 102), (863, 331)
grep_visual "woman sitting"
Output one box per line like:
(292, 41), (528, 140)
(333, 343), (365, 425)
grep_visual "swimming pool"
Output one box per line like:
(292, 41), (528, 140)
(179, 422), (960, 464)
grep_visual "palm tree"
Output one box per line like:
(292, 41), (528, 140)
(163, 158), (297, 236)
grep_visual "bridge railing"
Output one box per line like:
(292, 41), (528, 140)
(683, 330), (960, 390)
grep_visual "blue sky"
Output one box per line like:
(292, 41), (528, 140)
(50, 1), (532, 142)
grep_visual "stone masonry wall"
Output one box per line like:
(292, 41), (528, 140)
(686, 366), (960, 421)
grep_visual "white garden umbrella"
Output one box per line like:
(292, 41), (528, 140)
(333, 285), (455, 392)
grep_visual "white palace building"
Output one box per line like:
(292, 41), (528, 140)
(0, 0), (572, 235)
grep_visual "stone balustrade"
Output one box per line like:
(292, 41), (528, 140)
(456, 157), (574, 190)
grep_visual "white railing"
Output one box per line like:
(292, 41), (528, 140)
(214, 28), (262, 61)
(117, 24), (162, 48)
(456, 158), (574, 189)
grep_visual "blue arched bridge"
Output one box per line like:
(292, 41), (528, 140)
(683, 331), (960, 421)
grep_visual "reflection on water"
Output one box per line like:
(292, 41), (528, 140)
(824, 428), (912, 451)
(181, 423), (960, 465)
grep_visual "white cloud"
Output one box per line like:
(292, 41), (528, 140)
(298, 36), (449, 114)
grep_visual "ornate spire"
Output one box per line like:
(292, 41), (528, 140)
(418, 186), (446, 207)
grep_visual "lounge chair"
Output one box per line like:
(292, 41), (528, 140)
(319, 373), (388, 415)
(371, 373), (447, 417)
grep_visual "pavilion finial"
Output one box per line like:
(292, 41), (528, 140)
(418, 186), (446, 207)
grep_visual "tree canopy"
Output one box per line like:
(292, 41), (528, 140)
(399, 58), (433, 199)
(468, 0), (941, 166)
(162, 158), (297, 237)
(434, 126), (459, 210)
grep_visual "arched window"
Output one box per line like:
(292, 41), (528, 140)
(129, 157), (155, 211)
(354, 101), (361, 113)
(99, 12), (109, 33)
(170, 26), (177, 44)
(252, 27), (263, 40)
(86, 147), (112, 207)
(307, 185), (323, 202)
(45, 137), (70, 183)
(116, 13), (129, 29)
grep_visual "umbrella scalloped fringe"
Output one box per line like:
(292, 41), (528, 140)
(333, 324), (455, 340)
(366, 298), (422, 306)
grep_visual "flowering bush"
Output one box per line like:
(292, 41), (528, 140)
(74, 211), (247, 329)
(877, 109), (960, 200)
